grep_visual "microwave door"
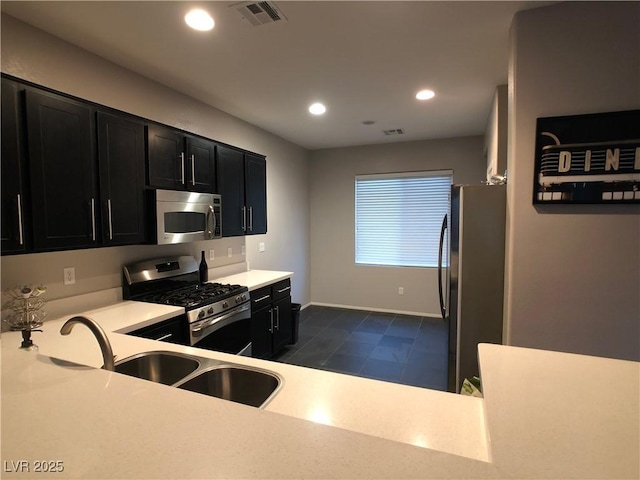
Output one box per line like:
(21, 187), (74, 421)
(157, 202), (211, 244)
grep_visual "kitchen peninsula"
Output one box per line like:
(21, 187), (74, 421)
(2, 285), (638, 479)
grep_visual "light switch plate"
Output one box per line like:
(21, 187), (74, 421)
(227, 247), (232, 258)
(241, 245), (246, 256)
(259, 242), (265, 252)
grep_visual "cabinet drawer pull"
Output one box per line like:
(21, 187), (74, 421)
(90, 198), (96, 241)
(107, 199), (113, 240)
(180, 152), (185, 185)
(269, 308), (274, 333)
(17, 194), (24, 246)
(253, 295), (271, 304)
(276, 286), (291, 294)
(155, 333), (173, 341)
(191, 154), (196, 186)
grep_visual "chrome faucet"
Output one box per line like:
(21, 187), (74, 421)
(59, 316), (115, 371)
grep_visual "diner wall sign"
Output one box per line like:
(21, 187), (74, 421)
(533, 109), (640, 204)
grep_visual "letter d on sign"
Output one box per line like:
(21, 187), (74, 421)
(558, 151), (571, 172)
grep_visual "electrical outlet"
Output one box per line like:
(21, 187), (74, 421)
(398, 287), (404, 295)
(64, 267), (76, 286)
(241, 245), (246, 256)
(227, 247), (232, 258)
(259, 242), (265, 252)
(209, 249), (215, 261)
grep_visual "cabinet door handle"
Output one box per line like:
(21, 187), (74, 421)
(248, 206), (253, 232)
(180, 152), (185, 185)
(242, 206), (247, 231)
(277, 286), (291, 294)
(155, 333), (173, 341)
(16, 194), (24, 246)
(269, 308), (274, 333)
(107, 199), (114, 240)
(191, 154), (196, 186)
(90, 198), (96, 241)
(275, 305), (280, 331)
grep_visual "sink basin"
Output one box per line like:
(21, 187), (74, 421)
(175, 366), (281, 408)
(115, 351), (200, 386)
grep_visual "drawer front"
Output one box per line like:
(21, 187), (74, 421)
(272, 279), (291, 301)
(251, 285), (272, 312)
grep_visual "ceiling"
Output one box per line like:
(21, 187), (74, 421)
(1, 1), (550, 150)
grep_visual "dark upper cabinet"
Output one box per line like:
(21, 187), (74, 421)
(1, 79), (28, 254)
(245, 153), (267, 235)
(97, 112), (147, 246)
(26, 89), (98, 251)
(186, 135), (216, 192)
(217, 146), (267, 237)
(217, 145), (246, 237)
(148, 123), (216, 192)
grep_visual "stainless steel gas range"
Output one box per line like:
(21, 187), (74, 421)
(122, 256), (251, 355)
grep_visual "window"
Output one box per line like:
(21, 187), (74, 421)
(355, 170), (452, 267)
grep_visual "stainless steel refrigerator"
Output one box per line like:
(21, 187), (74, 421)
(438, 184), (507, 393)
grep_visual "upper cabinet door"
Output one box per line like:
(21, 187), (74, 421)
(245, 153), (267, 235)
(97, 112), (147, 246)
(26, 90), (97, 251)
(217, 145), (245, 237)
(147, 123), (185, 190)
(186, 135), (216, 193)
(1, 79), (28, 254)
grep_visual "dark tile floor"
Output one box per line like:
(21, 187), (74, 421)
(274, 305), (448, 391)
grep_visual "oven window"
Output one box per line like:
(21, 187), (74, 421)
(164, 212), (205, 233)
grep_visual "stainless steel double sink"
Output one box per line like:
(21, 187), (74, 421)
(114, 351), (282, 408)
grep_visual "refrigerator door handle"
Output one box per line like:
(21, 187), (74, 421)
(438, 214), (448, 320)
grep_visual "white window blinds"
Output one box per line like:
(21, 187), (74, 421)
(355, 170), (452, 268)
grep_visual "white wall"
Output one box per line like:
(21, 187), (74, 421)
(0, 15), (310, 306)
(505, 2), (640, 361)
(309, 136), (486, 316)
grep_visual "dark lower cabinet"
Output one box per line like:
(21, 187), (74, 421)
(97, 112), (147, 246)
(251, 279), (293, 359)
(127, 315), (187, 344)
(1, 78), (28, 254)
(26, 89), (98, 251)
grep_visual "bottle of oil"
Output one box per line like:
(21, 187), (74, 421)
(199, 251), (208, 283)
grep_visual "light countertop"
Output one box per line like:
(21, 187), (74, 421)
(2, 286), (638, 478)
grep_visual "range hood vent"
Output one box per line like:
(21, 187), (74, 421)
(233, 1), (288, 26)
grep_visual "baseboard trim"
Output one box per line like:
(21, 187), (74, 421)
(308, 301), (441, 319)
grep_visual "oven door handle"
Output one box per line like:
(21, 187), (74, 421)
(192, 303), (250, 336)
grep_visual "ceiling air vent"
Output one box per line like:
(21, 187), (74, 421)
(383, 129), (405, 136)
(232, 1), (288, 26)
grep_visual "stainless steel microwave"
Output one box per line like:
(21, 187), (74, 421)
(154, 190), (222, 244)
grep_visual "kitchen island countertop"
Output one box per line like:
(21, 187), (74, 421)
(2, 298), (638, 479)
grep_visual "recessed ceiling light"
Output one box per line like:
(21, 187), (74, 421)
(309, 103), (326, 115)
(185, 9), (215, 31)
(416, 89), (435, 101)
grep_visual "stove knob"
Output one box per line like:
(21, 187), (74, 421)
(241, 294), (247, 301)
(222, 301), (228, 309)
(207, 307), (214, 315)
(235, 295), (241, 304)
(197, 310), (205, 319)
